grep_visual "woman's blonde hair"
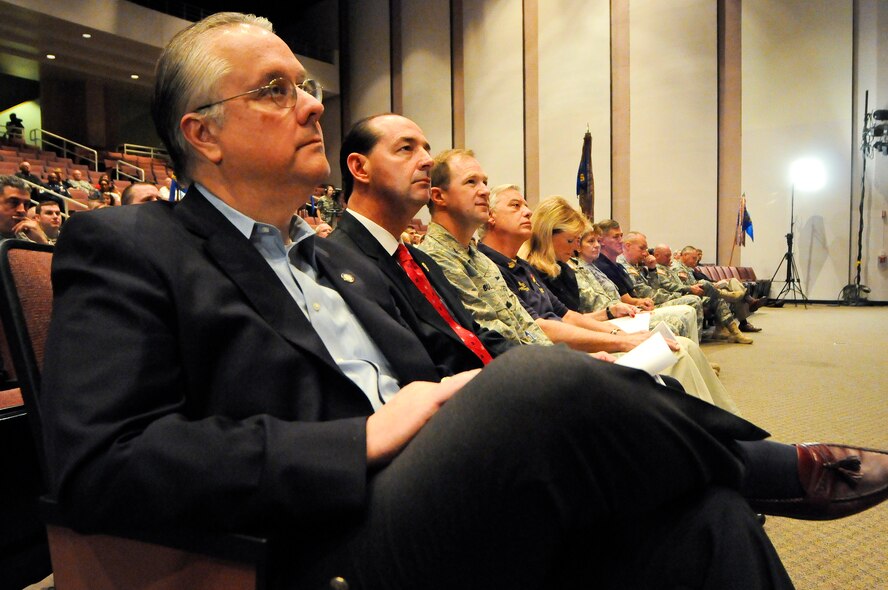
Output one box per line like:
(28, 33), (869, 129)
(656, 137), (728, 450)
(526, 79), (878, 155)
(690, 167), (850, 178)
(521, 196), (589, 278)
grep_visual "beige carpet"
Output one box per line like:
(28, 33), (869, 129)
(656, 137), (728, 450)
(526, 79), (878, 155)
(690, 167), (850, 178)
(703, 304), (888, 590)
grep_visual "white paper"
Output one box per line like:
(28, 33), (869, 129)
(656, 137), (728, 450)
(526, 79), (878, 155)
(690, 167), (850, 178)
(615, 332), (678, 376)
(607, 311), (651, 334)
(651, 320), (677, 343)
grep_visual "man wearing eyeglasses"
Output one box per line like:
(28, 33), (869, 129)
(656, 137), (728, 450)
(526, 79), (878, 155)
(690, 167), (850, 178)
(40, 12), (888, 590)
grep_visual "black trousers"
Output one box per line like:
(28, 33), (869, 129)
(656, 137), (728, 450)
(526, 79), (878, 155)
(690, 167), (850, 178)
(289, 346), (794, 590)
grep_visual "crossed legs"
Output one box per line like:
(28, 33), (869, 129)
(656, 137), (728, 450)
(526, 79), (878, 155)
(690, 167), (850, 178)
(289, 346), (791, 589)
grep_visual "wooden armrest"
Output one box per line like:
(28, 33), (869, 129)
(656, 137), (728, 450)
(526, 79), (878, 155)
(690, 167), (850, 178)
(40, 498), (269, 590)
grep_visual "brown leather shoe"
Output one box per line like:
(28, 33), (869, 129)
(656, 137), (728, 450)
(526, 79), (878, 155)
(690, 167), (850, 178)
(740, 321), (762, 333)
(745, 295), (766, 312)
(749, 443), (888, 520)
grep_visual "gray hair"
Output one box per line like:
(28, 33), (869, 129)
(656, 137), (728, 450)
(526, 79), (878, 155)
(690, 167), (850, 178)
(152, 12), (273, 185)
(0, 174), (30, 193)
(478, 184), (521, 239)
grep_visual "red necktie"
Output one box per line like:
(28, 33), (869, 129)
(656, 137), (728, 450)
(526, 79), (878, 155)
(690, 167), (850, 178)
(394, 244), (492, 365)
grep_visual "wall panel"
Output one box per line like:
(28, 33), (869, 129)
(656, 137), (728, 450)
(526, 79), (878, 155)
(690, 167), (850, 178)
(537, 0), (611, 218)
(742, 0), (852, 300)
(629, 0), (718, 257)
(401, 0), (453, 156)
(462, 0), (525, 190)
(347, 0), (392, 125)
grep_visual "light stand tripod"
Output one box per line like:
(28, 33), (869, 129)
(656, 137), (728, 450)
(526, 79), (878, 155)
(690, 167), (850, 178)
(839, 90), (878, 305)
(769, 185), (808, 307)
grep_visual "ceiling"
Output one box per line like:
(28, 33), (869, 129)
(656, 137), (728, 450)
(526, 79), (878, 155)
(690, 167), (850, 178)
(0, 0), (334, 94)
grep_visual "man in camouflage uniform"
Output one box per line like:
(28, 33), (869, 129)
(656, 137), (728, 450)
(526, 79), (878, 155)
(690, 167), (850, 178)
(418, 151), (550, 347)
(470, 182), (738, 412)
(572, 228), (698, 344)
(661, 245), (761, 335)
(616, 232), (717, 342)
(620, 235), (750, 344)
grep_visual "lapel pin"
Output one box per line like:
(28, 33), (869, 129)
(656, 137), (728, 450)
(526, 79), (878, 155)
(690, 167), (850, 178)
(341, 273), (356, 283)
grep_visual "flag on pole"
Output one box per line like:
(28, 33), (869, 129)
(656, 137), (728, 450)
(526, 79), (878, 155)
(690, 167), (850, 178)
(735, 193), (754, 246)
(576, 127), (594, 219)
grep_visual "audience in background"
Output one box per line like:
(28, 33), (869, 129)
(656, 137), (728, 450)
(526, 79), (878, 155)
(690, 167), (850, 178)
(43, 169), (70, 200)
(594, 220), (707, 341)
(473, 181), (738, 412)
(121, 181), (162, 205)
(35, 200), (63, 244)
(524, 197), (697, 341)
(655, 245), (760, 333)
(0, 175), (50, 243)
(91, 177), (120, 206)
(5, 113), (24, 144)
(317, 183), (344, 227)
(158, 176), (173, 200)
(15, 160), (48, 202)
(314, 222), (333, 237)
(65, 169), (94, 193)
(400, 224), (417, 244)
(666, 245), (764, 333)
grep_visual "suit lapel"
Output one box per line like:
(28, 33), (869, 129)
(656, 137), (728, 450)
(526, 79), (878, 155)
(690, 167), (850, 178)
(314, 237), (441, 384)
(336, 213), (468, 348)
(176, 189), (341, 371)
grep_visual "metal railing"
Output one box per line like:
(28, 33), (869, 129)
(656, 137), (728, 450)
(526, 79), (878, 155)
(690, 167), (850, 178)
(30, 129), (100, 172)
(109, 159), (145, 183)
(117, 143), (169, 163)
(18, 177), (89, 213)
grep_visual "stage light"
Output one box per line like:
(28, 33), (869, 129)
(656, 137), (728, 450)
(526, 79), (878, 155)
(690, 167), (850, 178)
(789, 157), (826, 192)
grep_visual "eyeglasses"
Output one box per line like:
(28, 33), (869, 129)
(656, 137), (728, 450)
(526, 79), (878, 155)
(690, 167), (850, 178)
(193, 78), (323, 112)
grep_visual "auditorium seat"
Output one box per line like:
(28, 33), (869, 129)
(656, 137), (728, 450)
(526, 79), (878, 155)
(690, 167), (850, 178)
(0, 240), (271, 590)
(696, 264), (771, 299)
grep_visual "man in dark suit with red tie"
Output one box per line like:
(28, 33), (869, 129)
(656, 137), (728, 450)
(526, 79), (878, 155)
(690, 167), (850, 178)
(329, 114), (515, 372)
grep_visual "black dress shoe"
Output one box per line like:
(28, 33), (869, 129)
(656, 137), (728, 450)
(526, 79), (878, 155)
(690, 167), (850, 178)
(740, 321), (762, 333)
(749, 443), (888, 520)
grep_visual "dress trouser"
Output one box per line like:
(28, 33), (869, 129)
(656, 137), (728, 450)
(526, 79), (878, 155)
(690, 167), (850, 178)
(659, 336), (741, 415)
(288, 345), (793, 590)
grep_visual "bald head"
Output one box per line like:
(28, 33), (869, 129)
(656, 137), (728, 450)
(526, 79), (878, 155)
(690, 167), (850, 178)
(653, 244), (672, 266)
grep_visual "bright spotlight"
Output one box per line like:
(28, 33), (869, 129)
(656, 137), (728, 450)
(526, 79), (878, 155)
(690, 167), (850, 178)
(789, 157), (826, 192)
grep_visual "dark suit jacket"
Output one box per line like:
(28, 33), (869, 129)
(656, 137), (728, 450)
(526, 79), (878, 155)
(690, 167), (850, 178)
(329, 211), (514, 373)
(41, 188), (443, 534)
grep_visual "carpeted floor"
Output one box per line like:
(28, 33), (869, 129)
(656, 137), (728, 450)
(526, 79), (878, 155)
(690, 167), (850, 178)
(702, 303), (888, 590)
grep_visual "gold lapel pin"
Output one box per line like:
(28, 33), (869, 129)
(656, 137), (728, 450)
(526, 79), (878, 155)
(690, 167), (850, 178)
(341, 273), (356, 283)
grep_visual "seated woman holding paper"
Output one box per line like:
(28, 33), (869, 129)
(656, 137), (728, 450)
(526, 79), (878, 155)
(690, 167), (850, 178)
(520, 197), (699, 343)
(476, 189), (738, 413)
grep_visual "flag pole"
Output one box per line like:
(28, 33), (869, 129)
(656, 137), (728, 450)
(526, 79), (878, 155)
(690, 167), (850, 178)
(729, 193), (744, 266)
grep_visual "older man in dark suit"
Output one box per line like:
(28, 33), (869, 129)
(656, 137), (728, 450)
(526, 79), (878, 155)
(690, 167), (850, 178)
(40, 12), (888, 590)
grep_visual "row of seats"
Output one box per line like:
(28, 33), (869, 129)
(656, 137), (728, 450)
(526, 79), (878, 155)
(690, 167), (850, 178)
(0, 139), (172, 184)
(696, 264), (771, 299)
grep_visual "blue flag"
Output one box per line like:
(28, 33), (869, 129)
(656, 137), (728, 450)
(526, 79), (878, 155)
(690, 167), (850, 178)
(736, 194), (754, 246)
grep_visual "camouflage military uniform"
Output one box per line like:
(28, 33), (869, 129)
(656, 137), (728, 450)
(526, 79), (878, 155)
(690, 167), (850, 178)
(316, 195), (342, 225)
(570, 258), (698, 342)
(668, 260), (740, 327)
(419, 222), (551, 346)
(617, 254), (704, 335)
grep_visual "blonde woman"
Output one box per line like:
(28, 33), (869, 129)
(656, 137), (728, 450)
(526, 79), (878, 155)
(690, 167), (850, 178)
(522, 197), (694, 340)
